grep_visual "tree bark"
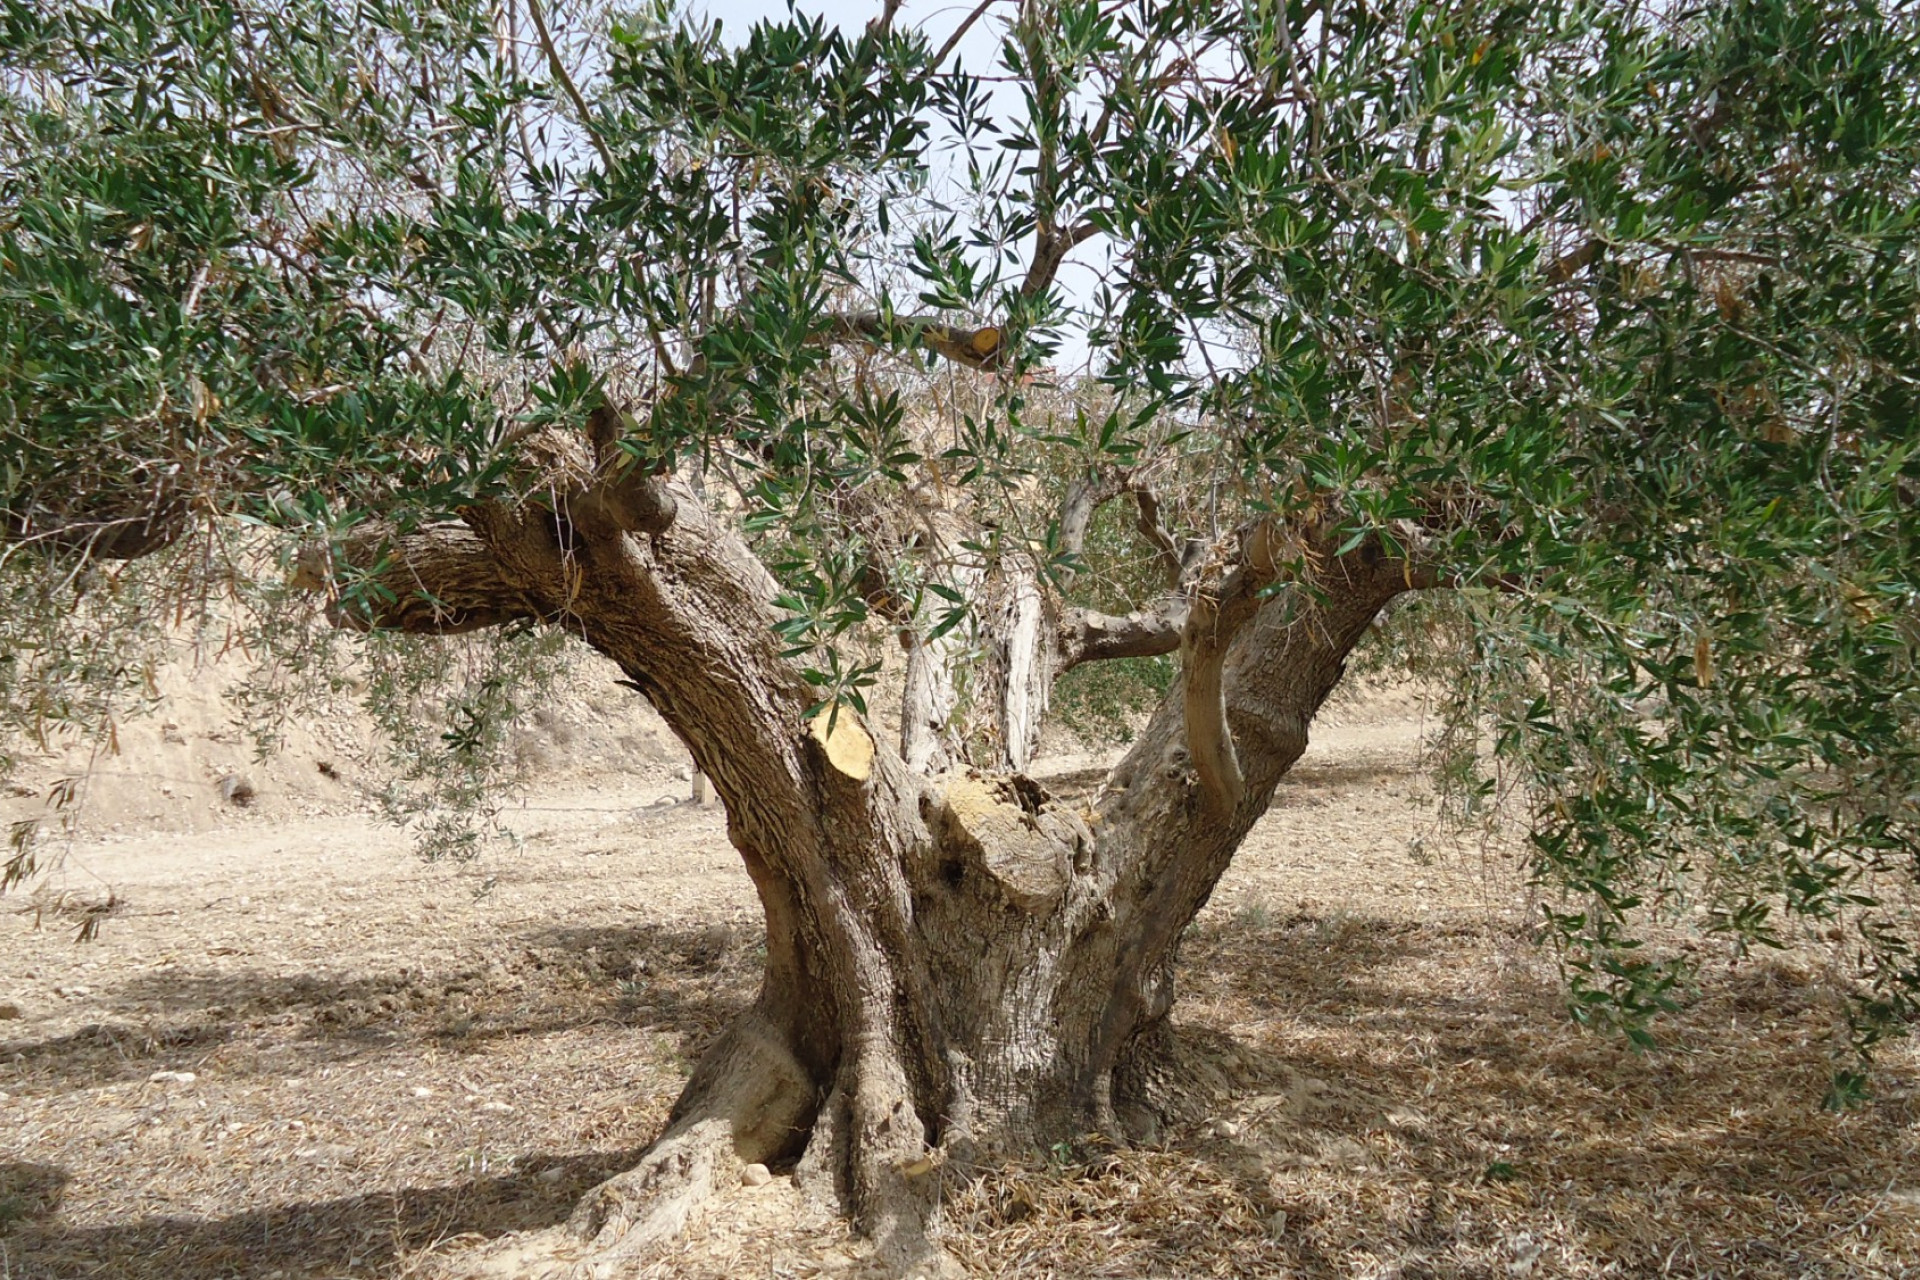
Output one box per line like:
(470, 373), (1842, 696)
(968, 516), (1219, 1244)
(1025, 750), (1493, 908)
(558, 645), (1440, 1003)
(330, 477), (1417, 1272)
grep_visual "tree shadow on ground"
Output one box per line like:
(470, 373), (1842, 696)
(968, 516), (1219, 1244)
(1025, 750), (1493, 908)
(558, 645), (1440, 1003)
(2, 1145), (645, 1280)
(12, 909), (1914, 1278)
(953, 911), (1920, 1279)
(0, 1163), (70, 1234)
(1, 920), (758, 1097)
(1277, 757), (1417, 790)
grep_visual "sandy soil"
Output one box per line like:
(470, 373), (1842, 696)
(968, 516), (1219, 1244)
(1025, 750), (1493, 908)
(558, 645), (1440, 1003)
(2, 683), (1917, 1279)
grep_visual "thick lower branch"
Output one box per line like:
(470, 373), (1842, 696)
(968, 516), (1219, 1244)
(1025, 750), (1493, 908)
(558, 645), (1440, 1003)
(301, 520), (544, 634)
(1060, 598), (1187, 669)
(1181, 592), (1245, 809)
(3, 485), (189, 563)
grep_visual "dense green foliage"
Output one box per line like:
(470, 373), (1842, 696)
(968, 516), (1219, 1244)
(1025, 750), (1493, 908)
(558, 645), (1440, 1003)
(2, 0), (1916, 1085)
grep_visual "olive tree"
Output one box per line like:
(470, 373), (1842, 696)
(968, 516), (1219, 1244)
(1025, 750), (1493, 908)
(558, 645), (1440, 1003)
(3, 0), (1916, 1270)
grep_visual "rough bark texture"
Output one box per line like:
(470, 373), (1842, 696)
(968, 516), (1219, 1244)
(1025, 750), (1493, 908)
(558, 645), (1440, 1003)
(979, 554), (1052, 772)
(331, 467), (1417, 1272)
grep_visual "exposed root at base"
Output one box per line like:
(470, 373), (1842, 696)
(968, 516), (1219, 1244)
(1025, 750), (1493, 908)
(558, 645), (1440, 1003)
(443, 1123), (960, 1280)
(450, 1020), (968, 1276)
(441, 1122), (749, 1278)
(792, 1060), (962, 1279)
(565, 1116), (742, 1256)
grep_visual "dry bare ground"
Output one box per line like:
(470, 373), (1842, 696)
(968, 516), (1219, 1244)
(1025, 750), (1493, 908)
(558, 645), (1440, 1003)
(2, 684), (1918, 1279)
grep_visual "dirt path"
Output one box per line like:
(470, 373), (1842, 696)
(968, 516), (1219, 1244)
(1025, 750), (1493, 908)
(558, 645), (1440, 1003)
(3, 696), (1917, 1279)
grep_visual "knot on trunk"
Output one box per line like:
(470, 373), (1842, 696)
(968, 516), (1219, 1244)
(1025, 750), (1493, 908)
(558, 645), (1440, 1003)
(930, 774), (1084, 910)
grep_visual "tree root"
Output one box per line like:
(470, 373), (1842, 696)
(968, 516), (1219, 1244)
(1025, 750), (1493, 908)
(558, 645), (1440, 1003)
(564, 1116), (740, 1258)
(794, 1057), (964, 1279)
(563, 1015), (816, 1260)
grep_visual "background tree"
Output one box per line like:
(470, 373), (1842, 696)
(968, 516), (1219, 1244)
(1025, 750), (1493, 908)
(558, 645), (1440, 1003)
(3, 0), (1916, 1271)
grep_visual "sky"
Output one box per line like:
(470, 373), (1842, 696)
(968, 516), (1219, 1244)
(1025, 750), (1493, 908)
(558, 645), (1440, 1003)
(694, 0), (1005, 56)
(684, 0), (1115, 373)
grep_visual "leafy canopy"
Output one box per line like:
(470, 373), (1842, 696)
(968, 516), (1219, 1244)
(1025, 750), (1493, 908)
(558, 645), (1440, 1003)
(2, 0), (1917, 1080)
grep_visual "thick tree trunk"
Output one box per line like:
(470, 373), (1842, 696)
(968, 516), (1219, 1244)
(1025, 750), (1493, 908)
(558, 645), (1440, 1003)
(342, 480), (1414, 1273)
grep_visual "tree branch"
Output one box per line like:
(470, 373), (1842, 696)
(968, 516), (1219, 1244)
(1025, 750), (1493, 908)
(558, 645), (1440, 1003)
(823, 311), (1009, 369)
(1175, 518), (1332, 808)
(866, 0), (907, 38)
(304, 521), (544, 635)
(1054, 469), (1128, 585)
(525, 0), (616, 174)
(1054, 466), (1199, 590)
(927, 0), (999, 71)
(573, 403), (679, 537)
(1048, 470), (1204, 668)
(1180, 546), (1273, 810)
(1059, 598), (1187, 669)
(1544, 237), (1600, 284)
(1019, 219), (1099, 301)
(1127, 481), (1204, 586)
(2, 499), (189, 564)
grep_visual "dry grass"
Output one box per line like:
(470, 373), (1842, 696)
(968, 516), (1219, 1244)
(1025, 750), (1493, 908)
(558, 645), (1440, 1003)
(1, 911), (760, 1280)
(946, 914), (1920, 1278)
(3, 707), (1918, 1279)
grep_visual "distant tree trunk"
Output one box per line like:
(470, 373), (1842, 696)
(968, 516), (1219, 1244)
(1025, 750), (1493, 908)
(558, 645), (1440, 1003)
(339, 474), (1416, 1273)
(980, 554), (1053, 772)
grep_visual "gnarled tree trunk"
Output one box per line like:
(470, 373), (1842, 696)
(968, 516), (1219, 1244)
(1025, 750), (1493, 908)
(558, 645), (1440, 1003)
(336, 468), (1418, 1274)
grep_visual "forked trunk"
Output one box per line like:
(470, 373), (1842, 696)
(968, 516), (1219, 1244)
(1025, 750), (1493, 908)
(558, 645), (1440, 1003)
(569, 580), (1412, 1270)
(346, 482), (1413, 1272)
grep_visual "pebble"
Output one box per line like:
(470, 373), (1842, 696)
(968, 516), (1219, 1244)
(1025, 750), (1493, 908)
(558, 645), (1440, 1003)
(410, 1086), (434, 1098)
(742, 1162), (773, 1187)
(536, 1166), (566, 1183)
(149, 1070), (197, 1085)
